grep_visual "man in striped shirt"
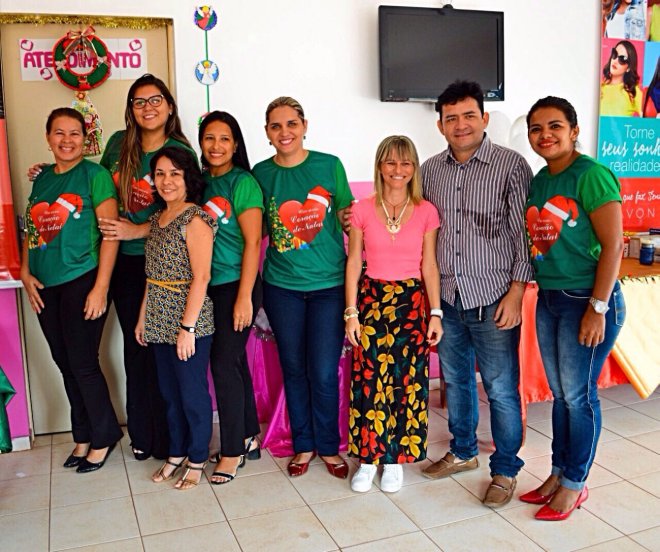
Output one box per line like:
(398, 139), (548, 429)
(420, 81), (533, 509)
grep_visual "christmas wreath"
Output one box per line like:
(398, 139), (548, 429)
(52, 26), (111, 91)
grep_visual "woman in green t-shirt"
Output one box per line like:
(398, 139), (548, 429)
(198, 111), (264, 484)
(97, 74), (194, 462)
(21, 108), (123, 472)
(521, 97), (626, 520)
(253, 97), (354, 479)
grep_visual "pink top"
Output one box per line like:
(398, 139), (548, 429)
(352, 195), (440, 280)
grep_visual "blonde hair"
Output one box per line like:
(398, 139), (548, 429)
(265, 96), (305, 123)
(373, 136), (423, 205)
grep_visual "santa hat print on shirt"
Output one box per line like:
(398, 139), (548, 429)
(57, 193), (83, 219)
(203, 196), (232, 224)
(526, 194), (580, 260)
(542, 196), (578, 228)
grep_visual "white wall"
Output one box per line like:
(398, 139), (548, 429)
(1, 0), (601, 178)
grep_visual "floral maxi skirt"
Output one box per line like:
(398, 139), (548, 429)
(348, 276), (430, 464)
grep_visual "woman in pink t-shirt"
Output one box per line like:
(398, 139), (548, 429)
(345, 135), (442, 493)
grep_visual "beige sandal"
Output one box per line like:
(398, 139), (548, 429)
(152, 457), (186, 483)
(175, 462), (207, 490)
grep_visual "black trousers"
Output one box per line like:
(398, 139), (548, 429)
(37, 269), (123, 448)
(208, 275), (262, 457)
(111, 253), (169, 458)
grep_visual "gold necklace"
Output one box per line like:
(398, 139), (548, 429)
(381, 196), (410, 240)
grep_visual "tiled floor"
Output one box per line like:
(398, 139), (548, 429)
(2, 382), (660, 551)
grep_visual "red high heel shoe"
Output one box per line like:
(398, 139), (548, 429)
(535, 487), (588, 521)
(519, 485), (558, 505)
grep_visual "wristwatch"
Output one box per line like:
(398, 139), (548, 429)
(180, 323), (196, 333)
(589, 297), (609, 314)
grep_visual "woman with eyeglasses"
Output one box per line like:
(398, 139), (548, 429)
(600, 40), (643, 117)
(521, 96), (625, 521)
(198, 111), (264, 484)
(96, 74), (195, 462)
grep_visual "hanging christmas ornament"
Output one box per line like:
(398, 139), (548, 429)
(194, 59), (220, 86)
(194, 6), (218, 31)
(52, 26), (110, 156)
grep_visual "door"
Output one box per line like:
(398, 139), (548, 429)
(0, 20), (172, 434)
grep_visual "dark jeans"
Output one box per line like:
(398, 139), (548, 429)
(263, 282), (344, 456)
(111, 253), (169, 458)
(437, 291), (524, 478)
(536, 282), (625, 490)
(37, 269), (123, 448)
(152, 336), (213, 464)
(208, 275), (262, 457)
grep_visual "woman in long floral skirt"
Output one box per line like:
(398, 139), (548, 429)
(345, 135), (443, 493)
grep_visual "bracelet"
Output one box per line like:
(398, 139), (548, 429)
(180, 323), (196, 333)
(343, 312), (359, 322)
(430, 308), (444, 319)
(344, 306), (358, 314)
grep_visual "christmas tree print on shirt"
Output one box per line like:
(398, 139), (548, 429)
(269, 185), (332, 252)
(526, 195), (579, 261)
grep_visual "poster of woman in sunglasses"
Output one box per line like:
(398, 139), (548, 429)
(601, 39), (644, 116)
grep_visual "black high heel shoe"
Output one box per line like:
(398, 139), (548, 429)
(245, 436), (261, 460)
(76, 443), (116, 473)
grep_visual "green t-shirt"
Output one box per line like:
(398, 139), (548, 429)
(26, 159), (117, 287)
(99, 130), (194, 256)
(253, 150), (354, 291)
(525, 155), (621, 290)
(202, 167), (264, 286)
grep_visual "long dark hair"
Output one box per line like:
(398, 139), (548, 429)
(603, 40), (640, 101)
(198, 111), (251, 172)
(118, 74), (192, 211)
(149, 146), (206, 206)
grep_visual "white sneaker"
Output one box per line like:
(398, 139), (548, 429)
(381, 464), (403, 493)
(351, 464), (377, 493)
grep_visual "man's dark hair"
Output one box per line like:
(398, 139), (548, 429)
(435, 80), (484, 119)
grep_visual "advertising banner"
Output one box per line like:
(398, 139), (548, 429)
(599, 0), (660, 231)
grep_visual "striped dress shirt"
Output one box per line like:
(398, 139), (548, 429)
(421, 135), (534, 310)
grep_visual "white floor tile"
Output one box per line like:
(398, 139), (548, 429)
(599, 384), (648, 406)
(0, 473), (50, 515)
(628, 429), (660, 454)
(142, 522), (241, 552)
(602, 407), (660, 437)
(0, 509), (49, 552)
(342, 531), (439, 551)
(585, 481), (660, 534)
(630, 526), (660, 551)
(595, 439), (660, 479)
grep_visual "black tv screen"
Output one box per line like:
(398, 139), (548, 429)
(379, 6), (504, 102)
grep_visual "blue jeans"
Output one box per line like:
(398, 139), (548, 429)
(152, 336), (213, 464)
(536, 283), (625, 491)
(263, 282), (344, 455)
(438, 292), (524, 477)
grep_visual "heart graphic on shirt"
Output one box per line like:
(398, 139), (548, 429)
(30, 193), (82, 243)
(203, 196), (232, 224)
(278, 185), (332, 244)
(130, 175), (155, 211)
(526, 195), (579, 255)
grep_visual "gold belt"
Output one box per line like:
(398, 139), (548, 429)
(146, 278), (191, 293)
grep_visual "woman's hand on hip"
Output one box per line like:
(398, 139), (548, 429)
(578, 308), (606, 348)
(177, 330), (196, 361)
(345, 317), (361, 347)
(233, 296), (253, 332)
(84, 285), (108, 320)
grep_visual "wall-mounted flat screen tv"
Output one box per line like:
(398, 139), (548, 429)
(379, 5), (504, 102)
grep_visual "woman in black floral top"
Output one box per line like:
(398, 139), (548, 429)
(135, 147), (217, 490)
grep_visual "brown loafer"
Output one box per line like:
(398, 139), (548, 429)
(483, 474), (517, 508)
(422, 452), (479, 480)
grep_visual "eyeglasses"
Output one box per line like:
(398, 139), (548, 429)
(611, 48), (629, 65)
(131, 94), (165, 109)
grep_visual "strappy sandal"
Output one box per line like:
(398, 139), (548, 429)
(210, 455), (245, 485)
(152, 457), (186, 483)
(175, 461), (207, 490)
(245, 436), (262, 460)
